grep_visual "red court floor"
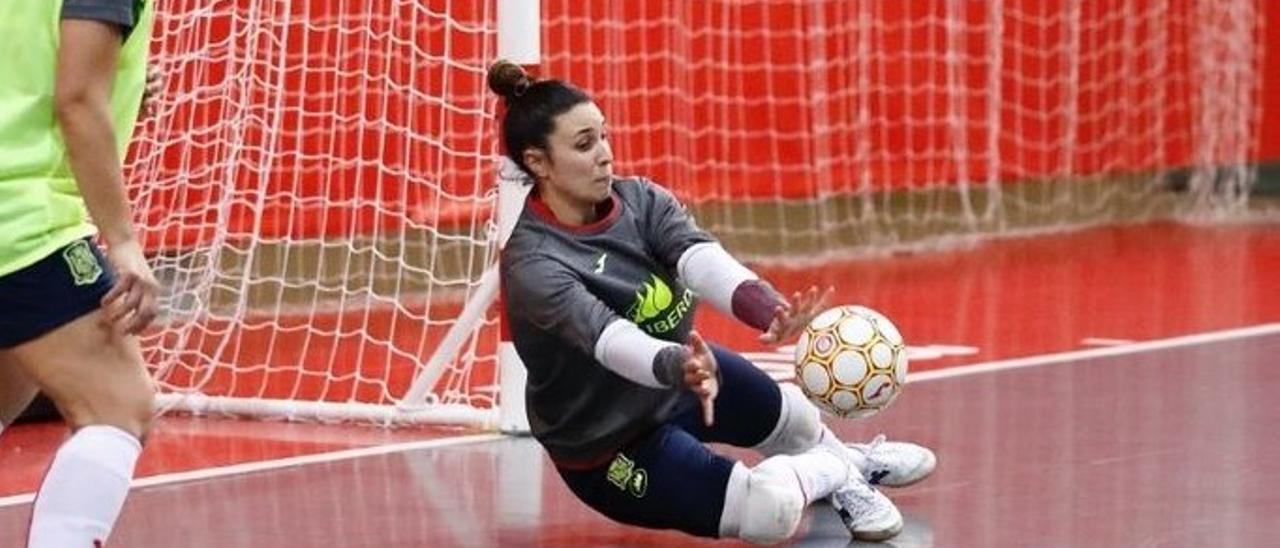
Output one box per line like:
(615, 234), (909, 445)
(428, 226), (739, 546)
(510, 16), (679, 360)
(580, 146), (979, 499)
(2, 221), (1279, 546)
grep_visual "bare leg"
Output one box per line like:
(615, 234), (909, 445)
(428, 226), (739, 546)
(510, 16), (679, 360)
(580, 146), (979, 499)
(7, 309), (155, 548)
(0, 353), (40, 432)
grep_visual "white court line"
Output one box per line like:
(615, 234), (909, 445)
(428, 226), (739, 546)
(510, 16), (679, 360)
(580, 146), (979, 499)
(908, 323), (1280, 383)
(3, 322), (1277, 510)
(1080, 337), (1136, 347)
(0, 433), (504, 509)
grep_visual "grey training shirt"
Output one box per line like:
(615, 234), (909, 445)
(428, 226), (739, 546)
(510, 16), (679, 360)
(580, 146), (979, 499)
(501, 177), (714, 467)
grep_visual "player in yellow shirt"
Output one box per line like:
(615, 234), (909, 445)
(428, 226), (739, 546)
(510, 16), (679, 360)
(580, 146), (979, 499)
(0, 1), (160, 546)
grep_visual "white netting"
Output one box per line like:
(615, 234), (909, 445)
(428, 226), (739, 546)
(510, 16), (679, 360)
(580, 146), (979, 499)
(129, 1), (504, 424)
(127, 0), (1260, 425)
(542, 0), (1262, 259)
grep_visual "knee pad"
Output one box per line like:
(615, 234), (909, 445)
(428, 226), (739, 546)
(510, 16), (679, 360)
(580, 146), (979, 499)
(752, 383), (823, 457)
(720, 458), (807, 544)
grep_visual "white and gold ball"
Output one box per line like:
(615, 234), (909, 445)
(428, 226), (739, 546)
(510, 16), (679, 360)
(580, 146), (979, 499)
(793, 305), (908, 418)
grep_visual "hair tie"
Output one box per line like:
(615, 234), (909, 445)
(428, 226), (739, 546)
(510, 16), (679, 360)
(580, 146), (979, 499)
(513, 78), (531, 98)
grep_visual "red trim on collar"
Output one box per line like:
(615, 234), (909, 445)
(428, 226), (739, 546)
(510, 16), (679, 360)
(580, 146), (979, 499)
(527, 189), (622, 234)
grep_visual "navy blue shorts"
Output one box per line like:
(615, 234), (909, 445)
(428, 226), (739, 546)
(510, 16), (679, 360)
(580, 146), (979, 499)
(0, 238), (115, 349)
(555, 344), (783, 538)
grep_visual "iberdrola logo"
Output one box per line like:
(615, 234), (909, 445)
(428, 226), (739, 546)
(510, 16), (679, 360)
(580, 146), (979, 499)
(625, 273), (696, 335)
(627, 274), (673, 324)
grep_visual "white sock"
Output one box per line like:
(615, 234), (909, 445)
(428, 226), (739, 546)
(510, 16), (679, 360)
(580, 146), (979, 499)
(818, 426), (867, 473)
(778, 447), (849, 504)
(27, 425), (141, 548)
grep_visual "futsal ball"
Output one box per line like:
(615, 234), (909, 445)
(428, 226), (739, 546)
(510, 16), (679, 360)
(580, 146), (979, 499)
(793, 305), (908, 418)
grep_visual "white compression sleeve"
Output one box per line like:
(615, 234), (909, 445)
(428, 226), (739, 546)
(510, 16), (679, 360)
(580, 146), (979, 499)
(677, 242), (758, 316)
(752, 383), (824, 456)
(594, 319), (684, 388)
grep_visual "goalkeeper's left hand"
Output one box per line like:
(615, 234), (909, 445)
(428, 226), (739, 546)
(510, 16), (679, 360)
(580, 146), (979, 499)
(759, 285), (833, 344)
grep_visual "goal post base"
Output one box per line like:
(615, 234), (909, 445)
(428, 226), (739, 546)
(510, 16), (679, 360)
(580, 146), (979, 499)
(156, 393), (499, 428)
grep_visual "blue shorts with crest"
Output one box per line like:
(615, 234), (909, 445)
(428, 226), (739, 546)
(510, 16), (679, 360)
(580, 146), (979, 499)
(555, 344), (784, 538)
(0, 238), (115, 349)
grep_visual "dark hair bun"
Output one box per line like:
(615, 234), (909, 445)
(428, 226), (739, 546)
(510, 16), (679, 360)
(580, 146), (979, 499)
(488, 59), (533, 100)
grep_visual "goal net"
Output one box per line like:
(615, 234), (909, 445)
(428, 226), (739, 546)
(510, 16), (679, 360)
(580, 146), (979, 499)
(542, 0), (1261, 260)
(132, 0), (1260, 426)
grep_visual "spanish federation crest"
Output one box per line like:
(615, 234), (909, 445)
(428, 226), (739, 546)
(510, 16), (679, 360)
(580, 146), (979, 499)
(606, 452), (649, 498)
(62, 240), (103, 286)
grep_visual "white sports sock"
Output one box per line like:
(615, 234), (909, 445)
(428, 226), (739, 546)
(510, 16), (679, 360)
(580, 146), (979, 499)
(778, 447), (849, 504)
(27, 425), (141, 548)
(819, 426), (867, 473)
(718, 450), (851, 542)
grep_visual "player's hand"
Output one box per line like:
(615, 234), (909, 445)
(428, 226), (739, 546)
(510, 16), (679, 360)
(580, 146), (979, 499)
(759, 285), (834, 344)
(101, 239), (160, 335)
(683, 331), (719, 426)
(141, 64), (162, 118)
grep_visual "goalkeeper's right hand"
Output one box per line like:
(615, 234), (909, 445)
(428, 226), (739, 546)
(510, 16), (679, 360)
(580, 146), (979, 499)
(683, 331), (719, 427)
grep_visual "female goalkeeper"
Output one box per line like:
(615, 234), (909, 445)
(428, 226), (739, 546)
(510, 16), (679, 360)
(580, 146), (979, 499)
(0, 1), (160, 546)
(490, 60), (936, 543)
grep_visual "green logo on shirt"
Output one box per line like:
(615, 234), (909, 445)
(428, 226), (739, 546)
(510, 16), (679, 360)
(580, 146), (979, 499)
(627, 274), (672, 323)
(62, 240), (103, 286)
(626, 274), (694, 335)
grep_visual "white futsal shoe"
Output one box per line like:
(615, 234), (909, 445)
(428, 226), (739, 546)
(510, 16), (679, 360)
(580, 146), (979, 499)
(829, 473), (904, 542)
(848, 434), (937, 487)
